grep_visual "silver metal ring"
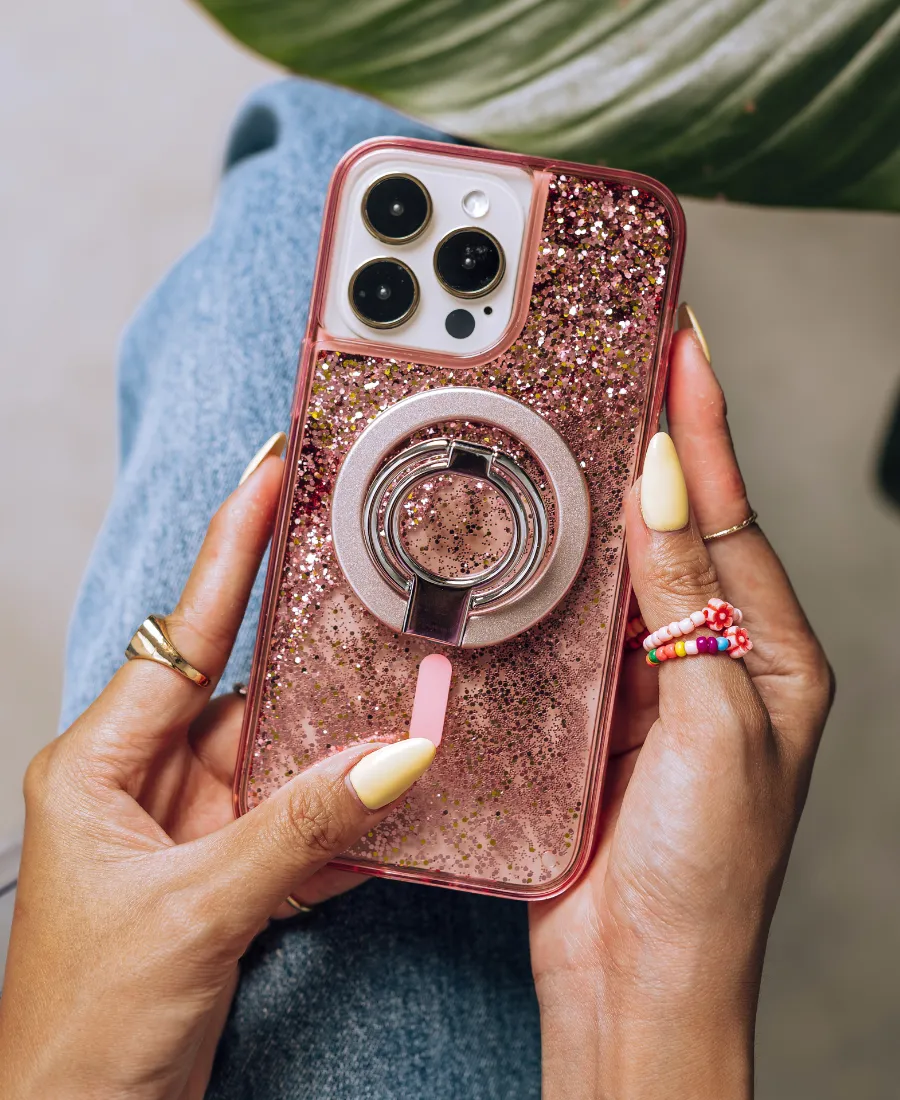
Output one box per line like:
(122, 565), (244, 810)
(331, 388), (590, 648)
(365, 438), (547, 605)
(365, 437), (547, 645)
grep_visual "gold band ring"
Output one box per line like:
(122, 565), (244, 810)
(702, 510), (759, 543)
(285, 895), (315, 915)
(125, 615), (211, 687)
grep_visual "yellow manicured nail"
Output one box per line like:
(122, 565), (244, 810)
(239, 432), (287, 486)
(641, 432), (689, 532)
(676, 302), (711, 363)
(348, 738), (436, 810)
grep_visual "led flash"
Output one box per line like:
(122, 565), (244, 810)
(462, 189), (490, 218)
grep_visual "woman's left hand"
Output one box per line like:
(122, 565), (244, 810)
(529, 314), (834, 1098)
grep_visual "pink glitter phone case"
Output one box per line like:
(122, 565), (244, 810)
(234, 139), (685, 900)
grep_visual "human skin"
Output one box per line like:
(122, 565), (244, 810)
(0, 454), (436, 1100)
(0, 313), (832, 1099)
(530, 319), (834, 1098)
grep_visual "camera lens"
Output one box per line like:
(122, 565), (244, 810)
(434, 228), (505, 298)
(349, 258), (419, 329)
(363, 175), (432, 243)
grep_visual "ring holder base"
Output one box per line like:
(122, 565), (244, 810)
(331, 387), (591, 648)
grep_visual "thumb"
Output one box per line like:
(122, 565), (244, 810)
(190, 738), (436, 933)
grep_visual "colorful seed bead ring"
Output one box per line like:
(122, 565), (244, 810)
(644, 599), (753, 666)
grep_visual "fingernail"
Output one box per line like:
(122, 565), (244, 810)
(349, 738), (436, 810)
(239, 432), (287, 486)
(641, 432), (689, 532)
(676, 302), (711, 363)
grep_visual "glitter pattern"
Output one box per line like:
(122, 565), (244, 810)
(397, 472), (514, 581)
(243, 173), (672, 894)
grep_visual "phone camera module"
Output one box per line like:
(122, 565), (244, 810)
(434, 228), (505, 298)
(349, 258), (419, 329)
(363, 174), (432, 243)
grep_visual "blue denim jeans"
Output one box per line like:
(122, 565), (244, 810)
(60, 80), (540, 1099)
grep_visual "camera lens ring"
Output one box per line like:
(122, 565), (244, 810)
(434, 227), (506, 299)
(362, 174), (432, 244)
(349, 257), (420, 330)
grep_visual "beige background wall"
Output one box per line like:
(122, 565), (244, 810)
(2, 2), (898, 1095)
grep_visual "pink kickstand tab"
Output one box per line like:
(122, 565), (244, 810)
(409, 653), (453, 747)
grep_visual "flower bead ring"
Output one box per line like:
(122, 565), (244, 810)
(724, 624), (752, 658)
(643, 598), (743, 653)
(644, 600), (753, 667)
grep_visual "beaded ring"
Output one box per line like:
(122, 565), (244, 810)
(643, 598), (743, 653)
(647, 624), (753, 665)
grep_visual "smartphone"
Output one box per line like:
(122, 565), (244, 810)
(233, 138), (685, 900)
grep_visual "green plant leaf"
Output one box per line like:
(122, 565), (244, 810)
(197, 0), (900, 211)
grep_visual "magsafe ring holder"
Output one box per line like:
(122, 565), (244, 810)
(331, 387), (591, 648)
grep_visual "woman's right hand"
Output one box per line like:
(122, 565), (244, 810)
(0, 451), (436, 1100)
